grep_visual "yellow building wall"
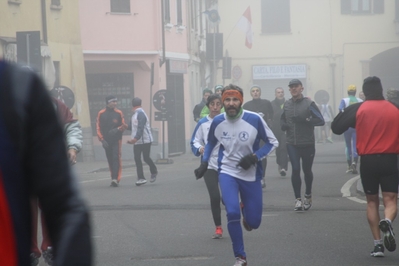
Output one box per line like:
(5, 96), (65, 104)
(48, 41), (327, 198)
(0, 0), (94, 161)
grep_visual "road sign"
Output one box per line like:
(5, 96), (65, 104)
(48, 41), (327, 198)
(232, 65), (242, 80)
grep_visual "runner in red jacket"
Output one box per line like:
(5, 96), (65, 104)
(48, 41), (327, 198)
(332, 76), (399, 258)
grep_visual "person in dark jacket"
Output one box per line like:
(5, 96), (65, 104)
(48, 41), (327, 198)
(271, 87), (289, 177)
(0, 61), (92, 266)
(332, 76), (399, 258)
(243, 85), (274, 188)
(96, 96), (128, 187)
(193, 89), (212, 122)
(280, 79), (324, 211)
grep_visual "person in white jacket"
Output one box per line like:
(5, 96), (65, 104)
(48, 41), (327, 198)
(190, 93), (223, 239)
(127, 97), (158, 186)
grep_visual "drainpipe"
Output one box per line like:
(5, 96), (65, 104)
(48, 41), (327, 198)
(41, 0), (48, 43)
(160, 0), (166, 67)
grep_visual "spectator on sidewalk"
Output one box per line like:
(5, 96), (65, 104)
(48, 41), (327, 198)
(332, 76), (399, 257)
(127, 97), (158, 186)
(0, 60), (92, 266)
(318, 97), (334, 144)
(96, 95), (128, 187)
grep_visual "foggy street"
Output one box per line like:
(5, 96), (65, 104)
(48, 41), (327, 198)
(74, 140), (399, 266)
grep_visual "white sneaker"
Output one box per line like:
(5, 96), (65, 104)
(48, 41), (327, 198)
(261, 179), (266, 188)
(110, 179), (118, 187)
(303, 194), (312, 210)
(135, 179), (147, 186)
(280, 169), (286, 177)
(233, 256), (247, 266)
(294, 198), (303, 211)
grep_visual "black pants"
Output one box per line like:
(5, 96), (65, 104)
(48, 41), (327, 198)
(133, 143), (157, 180)
(105, 140), (121, 181)
(203, 169), (222, 227)
(287, 144), (315, 199)
(275, 133), (289, 170)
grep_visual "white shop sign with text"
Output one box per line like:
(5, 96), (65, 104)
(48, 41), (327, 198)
(252, 64), (307, 80)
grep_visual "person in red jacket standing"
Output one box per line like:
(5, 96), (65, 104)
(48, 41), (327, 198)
(332, 76), (399, 258)
(96, 96), (128, 187)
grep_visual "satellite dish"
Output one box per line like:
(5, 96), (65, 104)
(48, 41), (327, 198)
(50, 86), (75, 109)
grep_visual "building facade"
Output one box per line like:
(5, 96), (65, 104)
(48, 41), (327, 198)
(80, 0), (216, 159)
(0, 0), (94, 161)
(216, 0), (399, 109)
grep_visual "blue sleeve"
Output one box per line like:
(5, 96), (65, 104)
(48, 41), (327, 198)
(254, 117), (278, 160)
(338, 99), (345, 112)
(134, 112), (146, 140)
(309, 102), (325, 126)
(190, 119), (205, 156)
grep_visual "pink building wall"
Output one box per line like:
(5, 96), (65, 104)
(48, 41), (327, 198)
(79, 0), (192, 157)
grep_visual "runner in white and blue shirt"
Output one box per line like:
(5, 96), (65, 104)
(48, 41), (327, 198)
(190, 94), (224, 239)
(195, 84), (278, 265)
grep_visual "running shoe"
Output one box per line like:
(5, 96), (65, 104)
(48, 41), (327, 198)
(212, 226), (223, 239)
(280, 169), (286, 177)
(294, 198), (303, 211)
(261, 179), (266, 189)
(135, 178), (147, 186)
(379, 219), (396, 252)
(240, 202), (253, 231)
(345, 166), (352, 174)
(234, 256), (247, 266)
(351, 163), (358, 175)
(370, 244), (384, 257)
(30, 253), (39, 266)
(303, 194), (312, 211)
(150, 173), (157, 183)
(110, 179), (118, 187)
(326, 137), (333, 143)
(42, 247), (54, 265)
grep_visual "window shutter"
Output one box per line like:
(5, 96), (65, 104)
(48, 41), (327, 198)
(341, 0), (351, 14)
(373, 0), (384, 14)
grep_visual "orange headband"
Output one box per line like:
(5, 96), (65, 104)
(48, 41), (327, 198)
(222, 90), (243, 103)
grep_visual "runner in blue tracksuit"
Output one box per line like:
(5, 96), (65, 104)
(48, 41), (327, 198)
(194, 84), (278, 266)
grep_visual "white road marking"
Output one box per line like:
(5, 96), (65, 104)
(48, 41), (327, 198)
(341, 175), (367, 204)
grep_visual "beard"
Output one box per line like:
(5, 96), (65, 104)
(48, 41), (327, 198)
(225, 104), (241, 117)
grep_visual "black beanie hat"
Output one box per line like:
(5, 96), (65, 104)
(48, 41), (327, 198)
(362, 76), (384, 100)
(105, 95), (117, 104)
(132, 97), (142, 107)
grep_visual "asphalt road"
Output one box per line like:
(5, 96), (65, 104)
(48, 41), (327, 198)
(73, 141), (399, 266)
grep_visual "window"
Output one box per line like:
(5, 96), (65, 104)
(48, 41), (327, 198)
(163, 0), (170, 23)
(51, 0), (61, 6)
(110, 0), (130, 13)
(177, 0), (183, 25)
(261, 0), (290, 34)
(341, 0), (384, 14)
